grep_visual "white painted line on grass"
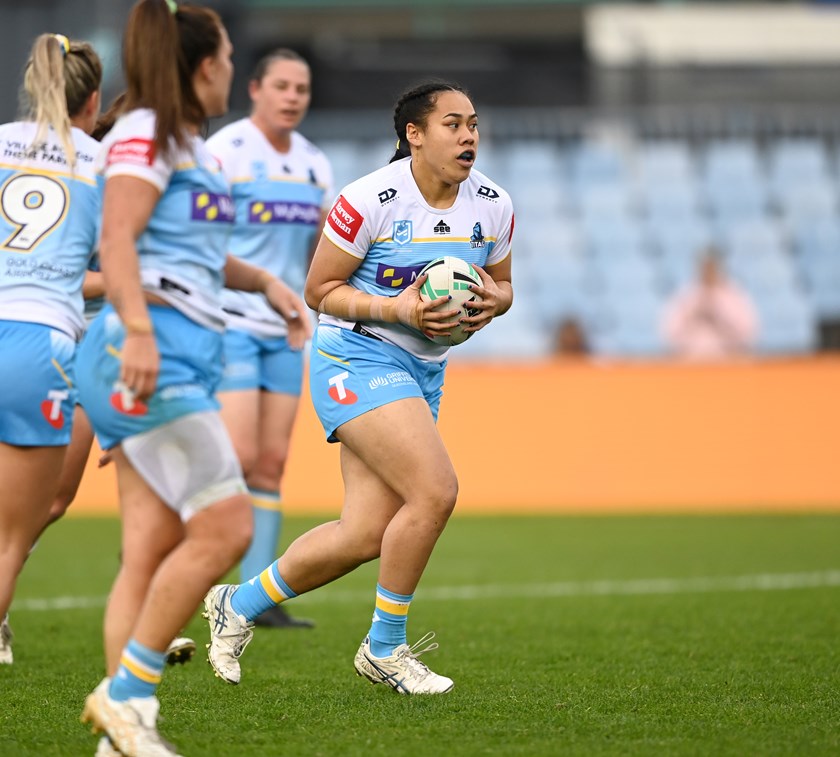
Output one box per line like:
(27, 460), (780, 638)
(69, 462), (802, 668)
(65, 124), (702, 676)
(12, 570), (840, 613)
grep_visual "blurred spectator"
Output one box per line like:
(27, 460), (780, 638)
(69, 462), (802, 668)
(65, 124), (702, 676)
(661, 248), (758, 360)
(553, 316), (590, 357)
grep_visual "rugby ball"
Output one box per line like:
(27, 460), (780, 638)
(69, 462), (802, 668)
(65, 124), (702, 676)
(418, 256), (482, 345)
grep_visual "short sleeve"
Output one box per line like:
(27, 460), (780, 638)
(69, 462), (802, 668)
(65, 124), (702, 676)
(322, 186), (370, 259)
(99, 110), (173, 193)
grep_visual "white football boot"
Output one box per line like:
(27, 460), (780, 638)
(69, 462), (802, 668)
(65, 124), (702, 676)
(0, 614), (12, 664)
(354, 632), (454, 695)
(81, 677), (182, 757)
(94, 735), (120, 757)
(164, 637), (196, 666)
(202, 584), (254, 685)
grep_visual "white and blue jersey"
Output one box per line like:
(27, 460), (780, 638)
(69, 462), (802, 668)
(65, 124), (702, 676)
(321, 156), (514, 361)
(95, 108), (234, 331)
(0, 121), (101, 445)
(0, 121), (102, 341)
(76, 109), (236, 448)
(208, 118), (333, 337)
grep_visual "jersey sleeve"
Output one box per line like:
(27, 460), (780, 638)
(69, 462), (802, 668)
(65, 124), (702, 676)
(100, 111), (173, 192)
(205, 129), (237, 183)
(322, 182), (372, 259)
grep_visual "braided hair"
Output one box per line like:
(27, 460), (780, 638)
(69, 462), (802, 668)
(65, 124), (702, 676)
(389, 79), (471, 164)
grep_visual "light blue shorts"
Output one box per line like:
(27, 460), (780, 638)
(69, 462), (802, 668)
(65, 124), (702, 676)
(217, 329), (304, 396)
(0, 320), (77, 446)
(76, 304), (222, 450)
(309, 325), (446, 443)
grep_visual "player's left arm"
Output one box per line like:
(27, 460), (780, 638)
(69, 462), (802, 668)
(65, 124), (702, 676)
(461, 255), (513, 334)
(224, 255), (312, 349)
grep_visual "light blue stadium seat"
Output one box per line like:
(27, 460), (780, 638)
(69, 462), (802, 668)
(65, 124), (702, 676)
(798, 252), (840, 319)
(767, 139), (830, 188)
(701, 140), (763, 185)
(727, 250), (801, 297)
(592, 291), (668, 358)
(723, 219), (787, 260)
(636, 141), (696, 184)
(792, 217), (840, 259)
(776, 180), (838, 225)
(706, 181), (770, 235)
(592, 250), (663, 294)
(568, 141), (629, 188)
(753, 290), (818, 355)
(578, 183), (636, 221)
(583, 215), (650, 259)
(639, 180), (703, 223)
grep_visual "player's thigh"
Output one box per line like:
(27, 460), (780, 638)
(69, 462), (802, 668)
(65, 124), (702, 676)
(218, 389), (260, 468)
(256, 391), (300, 462)
(336, 397), (457, 506)
(56, 406), (95, 504)
(111, 446), (184, 569)
(0, 443), (66, 537)
(336, 442), (404, 545)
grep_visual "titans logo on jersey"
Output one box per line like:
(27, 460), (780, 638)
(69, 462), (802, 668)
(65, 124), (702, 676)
(320, 155), (514, 360)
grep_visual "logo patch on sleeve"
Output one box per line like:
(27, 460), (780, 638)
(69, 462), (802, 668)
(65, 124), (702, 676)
(191, 192), (235, 223)
(106, 138), (156, 167)
(327, 195), (363, 243)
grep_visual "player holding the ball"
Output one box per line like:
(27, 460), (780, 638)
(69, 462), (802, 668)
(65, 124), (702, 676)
(204, 79), (514, 694)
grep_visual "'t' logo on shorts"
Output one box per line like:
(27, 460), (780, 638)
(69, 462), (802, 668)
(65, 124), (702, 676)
(327, 371), (357, 405)
(40, 389), (68, 429)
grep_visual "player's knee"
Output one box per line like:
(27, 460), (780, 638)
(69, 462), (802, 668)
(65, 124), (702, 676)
(428, 471), (459, 520)
(250, 449), (287, 487)
(236, 443), (259, 478)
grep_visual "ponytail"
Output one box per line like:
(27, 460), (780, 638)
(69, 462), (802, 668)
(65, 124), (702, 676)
(122, 0), (222, 158)
(22, 33), (102, 168)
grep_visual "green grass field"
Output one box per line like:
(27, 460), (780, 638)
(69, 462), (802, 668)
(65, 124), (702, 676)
(2, 514), (839, 756)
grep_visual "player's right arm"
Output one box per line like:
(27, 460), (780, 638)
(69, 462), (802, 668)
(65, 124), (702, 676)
(304, 233), (454, 337)
(99, 174), (161, 399)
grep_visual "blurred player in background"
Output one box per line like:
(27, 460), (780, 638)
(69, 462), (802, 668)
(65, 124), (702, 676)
(204, 79), (515, 695)
(0, 32), (102, 666)
(207, 49), (333, 629)
(76, 2), (308, 755)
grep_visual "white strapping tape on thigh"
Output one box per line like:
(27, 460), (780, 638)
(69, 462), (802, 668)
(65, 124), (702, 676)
(122, 411), (247, 522)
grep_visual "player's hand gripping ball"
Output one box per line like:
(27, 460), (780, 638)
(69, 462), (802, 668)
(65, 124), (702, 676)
(419, 256), (483, 345)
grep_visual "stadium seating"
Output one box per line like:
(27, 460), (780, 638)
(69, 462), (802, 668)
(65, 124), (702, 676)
(320, 132), (838, 360)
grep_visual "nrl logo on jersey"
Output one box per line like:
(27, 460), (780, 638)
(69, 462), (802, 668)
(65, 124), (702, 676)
(477, 185), (500, 201)
(392, 220), (412, 245)
(378, 188), (397, 205)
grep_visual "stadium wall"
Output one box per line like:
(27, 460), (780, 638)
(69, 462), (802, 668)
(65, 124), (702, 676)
(71, 357), (840, 516)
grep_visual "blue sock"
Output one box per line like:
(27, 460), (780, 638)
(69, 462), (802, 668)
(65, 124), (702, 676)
(240, 488), (283, 583)
(368, 584), (413, 658)
(109, 639), (166, 702)
(231, 560), (297, 620)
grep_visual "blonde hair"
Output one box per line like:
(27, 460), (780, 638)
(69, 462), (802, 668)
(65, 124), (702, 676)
(22, 34), (102, 168)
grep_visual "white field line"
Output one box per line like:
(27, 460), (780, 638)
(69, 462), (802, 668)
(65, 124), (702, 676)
(12, 570), (840, 613)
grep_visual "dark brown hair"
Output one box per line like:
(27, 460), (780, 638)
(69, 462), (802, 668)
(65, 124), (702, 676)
(122, 0), (223, 156)
(250, 48), (307, 84)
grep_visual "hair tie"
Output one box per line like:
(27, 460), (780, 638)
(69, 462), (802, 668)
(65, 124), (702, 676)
(52, 34), (70, 57)
(165, 0), (178, 13)
(395, 139), (400, 150)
